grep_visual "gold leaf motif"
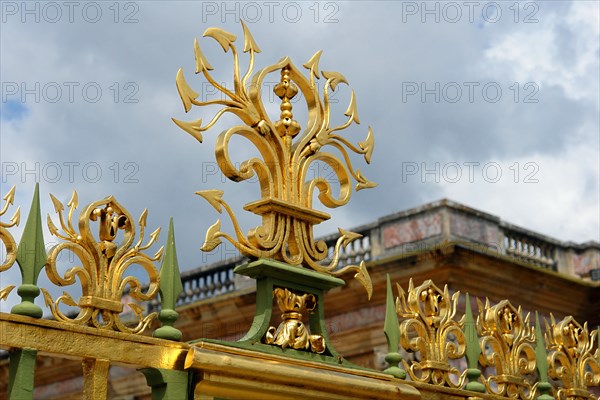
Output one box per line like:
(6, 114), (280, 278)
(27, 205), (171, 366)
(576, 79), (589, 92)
(0, 185), (19, 278)
(0, 286), (15, 301)
(322, 71), (348, 90)
(49, 193), (64, 213)
(359, 127), (374, 164)
(195, 190), (224, 213)
(344, 90), (360, 124)
(303, 50), (323, 81)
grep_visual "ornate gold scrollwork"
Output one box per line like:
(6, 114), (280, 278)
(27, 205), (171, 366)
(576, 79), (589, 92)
(0, 185), (20, 300)
(477, 299), (537, 398)
(264, 288), (325, 354)
(546, 315), (600, 400)
(174, 22), (375, 298)
(42, 192), (163, 334)
(396, 279), (467, 387)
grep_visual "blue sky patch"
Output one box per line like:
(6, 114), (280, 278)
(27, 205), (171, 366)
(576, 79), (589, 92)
(0, 100), (28, 121)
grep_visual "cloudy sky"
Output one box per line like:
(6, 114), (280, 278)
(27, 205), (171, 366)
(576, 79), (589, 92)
(1, 1), (598, 310)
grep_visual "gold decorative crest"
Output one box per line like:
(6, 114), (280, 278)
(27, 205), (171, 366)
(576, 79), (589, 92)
(42, 192), (163, 334)
(477, 299), (537, 398)
(0, 185), (20, 300)
(173, 22), (375, 298)
(396, 279), (466, 387)
(545, 315), (600, 400)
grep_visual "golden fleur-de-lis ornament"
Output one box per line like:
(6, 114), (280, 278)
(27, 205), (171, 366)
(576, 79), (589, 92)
(174, 22), (376, 298)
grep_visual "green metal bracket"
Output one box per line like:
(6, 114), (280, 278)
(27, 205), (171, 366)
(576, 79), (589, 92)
(140, 368), (192, 400)
(11, 183), (46, 318)
(195, 258), (363, 367)
(464, 292), (485, 393)
(153, 218), (184, 341)
(382, 274), (406, 379)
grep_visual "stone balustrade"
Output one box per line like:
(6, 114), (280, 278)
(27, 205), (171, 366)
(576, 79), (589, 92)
(148, 199), (599, 310)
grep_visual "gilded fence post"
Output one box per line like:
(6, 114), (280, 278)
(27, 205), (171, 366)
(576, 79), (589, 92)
(464, 293), (485, 393)
(11, 183), (46, 318)
(82, 358), (110, 400)
(8, 348), (37, 400)
(142, 218), (190, 399)
(383, 274), (406, 378)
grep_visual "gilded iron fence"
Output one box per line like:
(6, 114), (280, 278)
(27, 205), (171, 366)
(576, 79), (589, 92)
(1, 185), (599, 399)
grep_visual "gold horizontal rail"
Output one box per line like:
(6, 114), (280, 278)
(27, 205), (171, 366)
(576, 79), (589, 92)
(0, 313), (189, 370)
(186, 341), (421, 400)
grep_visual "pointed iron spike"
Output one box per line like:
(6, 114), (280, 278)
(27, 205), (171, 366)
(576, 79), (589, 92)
(154, 218), (184, 341)
(464, 293), (479, 368)
(408, 278), (414, 292)
(16, 183), (47, 285)
(12, 184), (46, 318)
(383, 274), (400, 353)
(535, 311), (550, 384)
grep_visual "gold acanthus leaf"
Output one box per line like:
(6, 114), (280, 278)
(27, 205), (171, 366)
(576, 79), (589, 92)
(344, 91), (360, 125)
(201, 220), (222, 252)
(172, 117), (204, 143)
(195, 190), (224, 212)
(240, 21), (261, 53)
(194, 38), (214, 73)
(175, 68), (199, 113)
(359, 127), (374, 164)
(203, 28), (236, 52)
